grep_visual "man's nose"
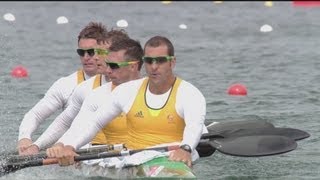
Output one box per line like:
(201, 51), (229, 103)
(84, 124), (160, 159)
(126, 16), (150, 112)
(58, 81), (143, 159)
(150, 61), (159, 69)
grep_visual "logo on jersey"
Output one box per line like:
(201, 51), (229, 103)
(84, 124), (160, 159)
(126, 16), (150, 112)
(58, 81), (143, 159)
(134, 111), (144, 118)
(167, 114), (175, 124)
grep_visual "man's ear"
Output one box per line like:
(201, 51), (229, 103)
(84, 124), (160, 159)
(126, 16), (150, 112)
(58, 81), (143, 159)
(170, 57), (176, 69)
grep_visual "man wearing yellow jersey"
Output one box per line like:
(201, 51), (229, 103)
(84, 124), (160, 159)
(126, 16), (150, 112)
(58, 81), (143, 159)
(47, 36), (206, 168)
(17, 22), (109, 155)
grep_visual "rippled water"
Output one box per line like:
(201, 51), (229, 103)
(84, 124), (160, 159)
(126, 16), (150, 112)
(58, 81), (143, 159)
(0, 1), (320, 179)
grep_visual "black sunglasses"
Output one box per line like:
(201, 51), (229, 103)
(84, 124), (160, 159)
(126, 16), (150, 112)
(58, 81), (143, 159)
(105, 60), (139, 70)
(76, 48), (95, 57)
(142, 56), (174, 64)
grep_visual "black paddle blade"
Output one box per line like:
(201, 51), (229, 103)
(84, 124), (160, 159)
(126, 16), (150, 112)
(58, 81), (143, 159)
(210, 135), (297, 157)
(196, 141), (216, 157)
(198, 120), (275, 158)
(217, 127), (310, 141)
(207, 120), (275, 133)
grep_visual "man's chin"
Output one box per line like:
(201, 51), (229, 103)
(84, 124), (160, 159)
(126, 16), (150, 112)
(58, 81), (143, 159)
(83, 67), (97, 76)
(149, 75), (159, 82)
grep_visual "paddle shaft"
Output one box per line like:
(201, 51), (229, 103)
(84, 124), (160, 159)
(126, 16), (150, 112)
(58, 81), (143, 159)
(8, 144), (125, 164)
(76, 145), (179, 161)
(7, 145), (180, 168)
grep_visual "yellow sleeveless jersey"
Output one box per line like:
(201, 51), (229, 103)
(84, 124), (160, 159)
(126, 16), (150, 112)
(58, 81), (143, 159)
(89, 74), (108, 144)
(91, 77), (127, 145)
(100, 84), (127, 145)
(77, 69), (86, 84)
(126, 77), (185, 149)
(77, 69), (107, 144)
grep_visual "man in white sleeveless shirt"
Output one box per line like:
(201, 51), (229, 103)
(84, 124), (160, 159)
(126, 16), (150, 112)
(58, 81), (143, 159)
(17, 22), (109, 154)
(47, 36), (206, 168)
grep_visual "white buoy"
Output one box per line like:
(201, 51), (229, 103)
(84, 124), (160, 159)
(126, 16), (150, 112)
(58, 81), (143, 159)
(264, 1), (273, 7)
(213, 1), (223, 4)
(116, 19), (128, 28)
(162, 1), (172, 4)
(56, 16), (68, 24)
(3, 13), (15, 22)
(260, 24), (273, 33)
(179, 24), (187, 29)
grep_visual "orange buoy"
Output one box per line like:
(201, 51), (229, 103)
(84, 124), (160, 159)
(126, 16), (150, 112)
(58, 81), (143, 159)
(227, 83), (247, 96)
(11, 65), (28, 78)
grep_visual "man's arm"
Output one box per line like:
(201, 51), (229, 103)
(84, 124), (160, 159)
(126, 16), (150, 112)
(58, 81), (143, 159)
(57, 94), (123, 150)
(169, 81), (206, 167)
(18, 78), (67, 154)
(46, 79), (143, 165)
(33, 79), (93, 150)
(179, 81), (206, 150)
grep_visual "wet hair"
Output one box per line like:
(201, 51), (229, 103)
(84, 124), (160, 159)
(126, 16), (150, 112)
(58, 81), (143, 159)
(144, 36), (174, 56)
(106, 28), (130, 45)
(109, 38), (144, 71)
(77, 22), (109, 45)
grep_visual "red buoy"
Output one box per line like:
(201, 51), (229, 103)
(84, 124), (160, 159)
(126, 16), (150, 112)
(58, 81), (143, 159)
(292, 1), (320, 7)
(11, 65), (28, 78)
(227, 83), (247, 96)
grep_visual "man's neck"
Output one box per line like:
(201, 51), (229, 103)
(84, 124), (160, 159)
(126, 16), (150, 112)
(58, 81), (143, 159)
(149, 75), (176, 95)
(84, 71), (95, 79)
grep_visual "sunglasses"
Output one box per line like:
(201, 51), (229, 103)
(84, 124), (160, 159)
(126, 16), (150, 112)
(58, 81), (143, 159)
(142, 56), (174, 64)
(77, 48), (109, 57)
(105, 60), (139, 70)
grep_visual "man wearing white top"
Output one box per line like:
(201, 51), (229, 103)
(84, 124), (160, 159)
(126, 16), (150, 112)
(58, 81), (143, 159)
(47, 36), (206, 168)
(23, 37), (143, 155)
(17, 22), (109, 154)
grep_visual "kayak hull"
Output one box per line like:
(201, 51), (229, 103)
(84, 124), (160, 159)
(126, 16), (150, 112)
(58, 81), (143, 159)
(77, 157), (196, 179)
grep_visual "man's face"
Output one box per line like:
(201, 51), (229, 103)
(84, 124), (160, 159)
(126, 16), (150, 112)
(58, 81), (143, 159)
(94, 43), (110, 75)
(77, 38), (99, 77)
(143, 45), (175, 85)
(105, 50), (138, 86)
